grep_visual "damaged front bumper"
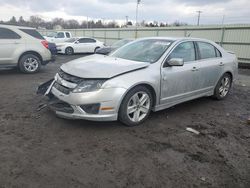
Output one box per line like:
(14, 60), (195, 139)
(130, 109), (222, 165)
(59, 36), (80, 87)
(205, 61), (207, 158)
(37, 77), (126, 121)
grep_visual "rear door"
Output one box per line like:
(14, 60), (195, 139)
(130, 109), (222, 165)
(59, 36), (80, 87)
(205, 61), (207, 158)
(194, 41), (224, 91)
(0, 27), (22, 65)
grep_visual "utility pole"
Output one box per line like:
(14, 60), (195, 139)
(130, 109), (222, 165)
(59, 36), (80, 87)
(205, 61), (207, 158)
(87, 16), (89, 29)
(197, 11), (202, 26)
(221, 15), (225, 25)
(125, 16), (129, 26)
(135, 0), (141, 38)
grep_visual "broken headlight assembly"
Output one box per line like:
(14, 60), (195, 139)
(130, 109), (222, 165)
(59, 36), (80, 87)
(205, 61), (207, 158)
(72, 80), (106, 93)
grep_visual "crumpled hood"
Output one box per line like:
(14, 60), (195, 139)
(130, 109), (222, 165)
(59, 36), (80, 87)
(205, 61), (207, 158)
(61, 54), (149, 79)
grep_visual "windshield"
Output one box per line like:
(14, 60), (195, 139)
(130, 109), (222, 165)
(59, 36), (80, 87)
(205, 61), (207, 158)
(65, 38), (78, 43)
(111, 39), (173, 63)
(47, 32), (57, 37)
(111, 39), (132, 48)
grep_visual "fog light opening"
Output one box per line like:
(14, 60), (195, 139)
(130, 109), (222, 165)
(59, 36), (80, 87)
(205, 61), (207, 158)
(80, 103), (100, 114)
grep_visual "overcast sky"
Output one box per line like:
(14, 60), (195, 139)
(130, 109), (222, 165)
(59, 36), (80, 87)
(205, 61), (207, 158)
(0, 0), (249, 25)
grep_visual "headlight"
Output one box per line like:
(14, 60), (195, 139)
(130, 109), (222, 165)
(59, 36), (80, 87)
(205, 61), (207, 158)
(72, 80), (106, 93)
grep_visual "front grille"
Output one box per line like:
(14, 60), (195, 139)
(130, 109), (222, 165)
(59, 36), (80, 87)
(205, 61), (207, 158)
(53, 82), (70, 94)
(58, 69), (84, 84)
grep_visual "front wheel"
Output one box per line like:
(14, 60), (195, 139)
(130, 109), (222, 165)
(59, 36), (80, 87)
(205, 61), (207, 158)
(65, 47), (74, 55)
(119, 86), (153, 126)
(213, 73), (232, 100)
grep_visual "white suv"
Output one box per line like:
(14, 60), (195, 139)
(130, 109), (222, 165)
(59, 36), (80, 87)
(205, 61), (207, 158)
(0, 24), (52, 73)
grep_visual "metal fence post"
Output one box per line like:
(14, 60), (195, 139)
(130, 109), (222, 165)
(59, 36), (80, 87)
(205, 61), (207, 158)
(184, 28), (187, 37)
(220, 27), (225, 47)
(156, 29), (159, 36)
(118, 29), (121, 40)
(104, 29), (107, 44)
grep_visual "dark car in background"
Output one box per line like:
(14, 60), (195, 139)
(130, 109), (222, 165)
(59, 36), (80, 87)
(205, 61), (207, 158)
(48, 42), (57, 61)
(96, 39), (133, 55)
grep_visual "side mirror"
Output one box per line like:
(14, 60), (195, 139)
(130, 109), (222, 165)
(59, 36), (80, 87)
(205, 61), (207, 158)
(75, 41), (79, 44)
(167, 58), (184, 66)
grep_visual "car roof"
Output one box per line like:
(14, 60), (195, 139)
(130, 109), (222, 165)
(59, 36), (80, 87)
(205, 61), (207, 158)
(137, 36), (214, 43)
(0, 24), (35, 30)
(77, 37), (95, 39)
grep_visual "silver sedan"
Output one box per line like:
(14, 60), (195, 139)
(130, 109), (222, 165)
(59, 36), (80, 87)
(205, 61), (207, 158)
(42, 37), (238, 126)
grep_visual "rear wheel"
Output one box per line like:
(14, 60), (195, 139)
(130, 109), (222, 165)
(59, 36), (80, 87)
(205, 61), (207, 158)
(119, 86), (153, 126)
(65, 47), (74, 55)
(19, 54), (41, 74)
(213, 73), (232, 100)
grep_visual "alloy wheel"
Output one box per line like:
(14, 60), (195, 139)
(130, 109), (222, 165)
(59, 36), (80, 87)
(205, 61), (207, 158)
(24, 57), (39, 72)
(219, 76), (230, 97)
(127, 91), (151, 123)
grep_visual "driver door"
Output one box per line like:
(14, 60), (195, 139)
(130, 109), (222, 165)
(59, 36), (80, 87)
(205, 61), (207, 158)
(160, 41), (201, 105)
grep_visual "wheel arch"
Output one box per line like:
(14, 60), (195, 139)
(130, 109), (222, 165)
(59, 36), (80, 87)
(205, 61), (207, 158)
(118, 83), (157, 112)
(18, 51), (43, 65)
(224, 71), (233, 81)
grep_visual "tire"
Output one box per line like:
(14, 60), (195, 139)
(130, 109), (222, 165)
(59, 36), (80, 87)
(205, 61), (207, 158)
(65, 47), (74, 55)
(19, 54), (41, 74)
(119, 86), (153, 126)
(213, 73), (232, 100)
(94, 47), (100, 54)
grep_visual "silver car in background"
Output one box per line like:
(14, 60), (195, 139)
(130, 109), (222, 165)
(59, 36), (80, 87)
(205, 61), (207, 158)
(43, 37), (238, 126)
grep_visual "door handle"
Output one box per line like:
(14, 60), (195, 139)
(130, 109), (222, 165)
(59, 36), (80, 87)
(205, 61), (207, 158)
(219, 62), (224, 66)
(14, 41), (20, 44)
(191, 67), (199, 71)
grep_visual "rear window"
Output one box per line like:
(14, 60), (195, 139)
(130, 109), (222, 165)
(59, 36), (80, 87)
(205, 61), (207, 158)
(0, 28), (21, 39)
(20, 29), (44, 40)
(66, 32), (70, 38)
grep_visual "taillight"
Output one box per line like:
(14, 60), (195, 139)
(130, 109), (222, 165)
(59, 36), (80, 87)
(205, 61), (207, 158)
(41, 40), (49, 49)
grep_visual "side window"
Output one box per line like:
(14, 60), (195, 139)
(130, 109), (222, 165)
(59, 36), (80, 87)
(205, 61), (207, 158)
(78, 38), (87, 43)
(78, 38), (96, 43)
(19, 29), (44, 40)
(56, 32), (65, 38)
(168, 41), (196, 62)
(0, 28), (21, 39)
(66, 32), (70, 38)
(87, 38), (96, 43)
(197, 42), (217, 59)
(215, 48), (222, 57)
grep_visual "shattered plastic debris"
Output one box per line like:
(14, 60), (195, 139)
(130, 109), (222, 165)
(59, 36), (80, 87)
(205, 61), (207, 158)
(37, 103), (48, 112)
(186, 127), (200, 135)
(200, 177), (206, 181)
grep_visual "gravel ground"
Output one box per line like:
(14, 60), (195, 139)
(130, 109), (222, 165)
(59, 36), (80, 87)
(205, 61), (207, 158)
(0, 55), (249, 188)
